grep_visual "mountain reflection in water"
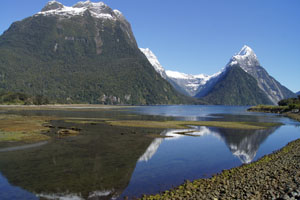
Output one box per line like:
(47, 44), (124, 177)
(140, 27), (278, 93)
(0, 120), (157, 200)
(221, 127), (279, 163)
(0, 123), (278, 200)
(138, 129), (192, 162)
(139, 126), (278, 164)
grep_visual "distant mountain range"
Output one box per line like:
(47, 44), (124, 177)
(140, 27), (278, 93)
(297, 91), (300, 95)
(140, 48), (222, 97)
(142, 46), (295, 105)
(0, 1), (186, 105)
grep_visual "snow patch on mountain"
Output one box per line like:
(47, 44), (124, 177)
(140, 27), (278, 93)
(113, 9), (124, 19)
(37, 1), (123, 20)
(166, 71), (196, 80)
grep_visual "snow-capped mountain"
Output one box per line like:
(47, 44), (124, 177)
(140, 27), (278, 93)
(195, 45), (295, 105)
(226, 45), (295, 104)
(0, 1), (186, 105)
(140, 48), (222, 96)
(296, 91), (300, 95)
(37, 1), (137, 46)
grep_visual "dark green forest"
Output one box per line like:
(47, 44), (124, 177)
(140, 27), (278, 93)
(0, 91), (49, 105)
(0, 14), (188, 105)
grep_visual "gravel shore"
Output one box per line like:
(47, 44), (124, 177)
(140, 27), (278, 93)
(140, 138), (300, 200)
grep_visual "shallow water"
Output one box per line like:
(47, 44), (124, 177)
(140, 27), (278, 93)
(0, 105), (299, 199)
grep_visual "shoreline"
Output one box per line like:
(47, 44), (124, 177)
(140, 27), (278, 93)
(140, 111), (300, 200)
(0, 104), (136, 110)
(140, 138), (300, 200)
(248, 105), (300, 122)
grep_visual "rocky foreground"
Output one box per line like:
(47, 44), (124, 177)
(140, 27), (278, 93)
(140, 139), (300, 200)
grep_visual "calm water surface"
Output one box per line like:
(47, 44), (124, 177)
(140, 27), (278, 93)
(0, 105), (299, 199)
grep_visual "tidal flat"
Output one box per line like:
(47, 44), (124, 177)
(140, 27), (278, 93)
(0, 105), (299, 199)
(107, 120), (281, 130)
(0, 105), (281, 147)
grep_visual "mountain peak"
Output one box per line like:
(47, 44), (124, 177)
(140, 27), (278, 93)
(73, 1), (108, 9)
(225, 45), (295, 104)
(38, 1), (121, 20)
(238, 45), (255, 56)
(227, 45), (260, 72)
(42, 1), (64, 12)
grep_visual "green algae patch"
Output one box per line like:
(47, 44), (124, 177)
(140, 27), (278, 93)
(284, 113), (300, 122)
(0, 115), (51, 143)
(0, 131), (50, 143)
(107, 120), (281, 130)
(249, 104), (300, 123)
(248, 105), (289, 113)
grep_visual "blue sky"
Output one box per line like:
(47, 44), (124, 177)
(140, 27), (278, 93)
(1, 0), (299, 92)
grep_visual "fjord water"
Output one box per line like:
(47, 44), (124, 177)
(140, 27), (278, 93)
(0, 106), (299, 200)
